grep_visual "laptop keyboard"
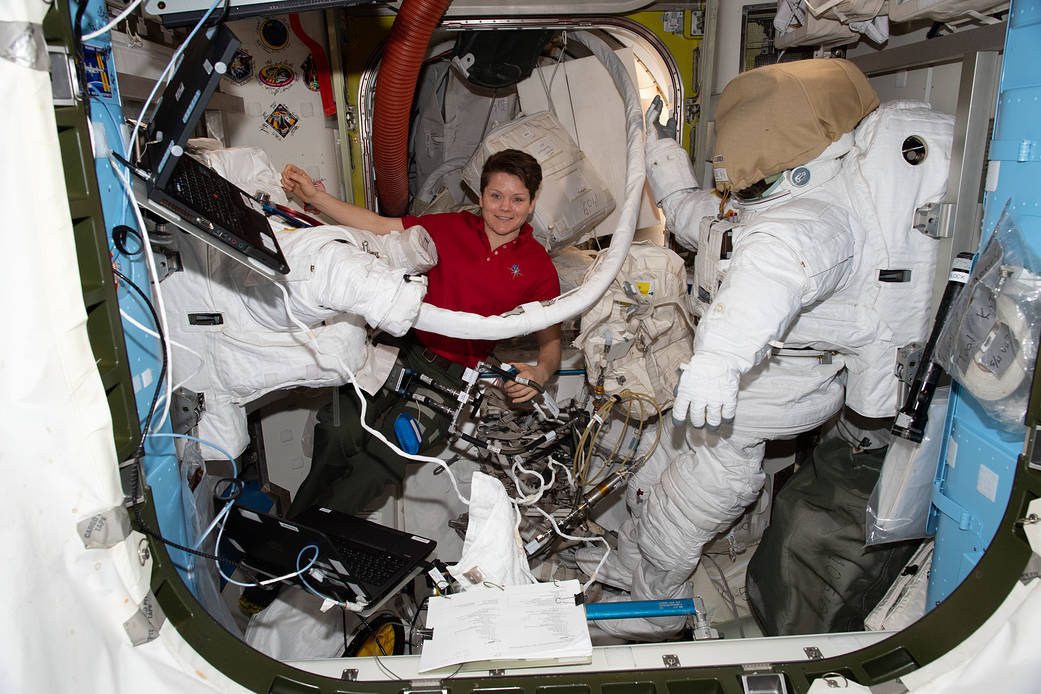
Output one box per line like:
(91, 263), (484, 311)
(333, 541), (410, 586)
(169, 156), (253, 229)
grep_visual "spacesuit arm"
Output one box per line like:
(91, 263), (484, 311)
(694, 234), (812, 368)
(234, 226), (429, 337)
(673, 233), (814, 427)
(644, 96), (722, 252)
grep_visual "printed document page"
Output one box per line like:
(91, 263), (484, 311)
(418, 579), (592, 673)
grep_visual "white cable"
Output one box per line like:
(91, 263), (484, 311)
(125, 0), (224, 156)
(547, 456), (574, 487)
(195, 499), (234, 551)
(265, 278), (471, 507)
(295, 545), (370, 612)
(81, 0), (145, 42)
(119, 307), (204, 411)
(531, 506), (611, 592)
(119, 308), (204, 364)
(108, 154), (175, 433)
(412, 30), (645, 341)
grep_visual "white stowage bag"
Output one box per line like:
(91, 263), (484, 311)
(461, 111), (616, 254)
(448, 471), (534, 590)
(888, 0), (1009, 22)
(573, 241), (695, 416)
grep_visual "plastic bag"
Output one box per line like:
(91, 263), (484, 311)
(865, 388), (949, 546)
(935, 203), (1041, 430)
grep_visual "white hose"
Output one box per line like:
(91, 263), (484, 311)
(413, 30), (645, 340)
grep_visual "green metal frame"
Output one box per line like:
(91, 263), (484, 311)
(46, 2), (140, 463)
(48, 0), (1040, 690)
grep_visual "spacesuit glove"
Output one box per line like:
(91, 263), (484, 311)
(645, 94), (678, 144)
(672, 353), (740, 428)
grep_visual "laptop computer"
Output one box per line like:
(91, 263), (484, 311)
(220, 505), (437, 616)
(129, 22), (291, 277)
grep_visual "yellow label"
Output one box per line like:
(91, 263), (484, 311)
(634, 281), (652, 296)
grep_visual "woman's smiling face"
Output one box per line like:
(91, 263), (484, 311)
(480, 171), (536, 248)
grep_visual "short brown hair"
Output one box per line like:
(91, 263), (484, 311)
(480, 149), (542, 199)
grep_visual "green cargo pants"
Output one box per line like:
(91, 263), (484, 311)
(287, 335), (467, 518)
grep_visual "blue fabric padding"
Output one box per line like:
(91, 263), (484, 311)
(394, 413), (423, 454)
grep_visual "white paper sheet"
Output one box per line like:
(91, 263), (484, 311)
(417, 579), (593, 673)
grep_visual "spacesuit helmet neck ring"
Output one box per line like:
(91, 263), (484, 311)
(733, 132), (854, 209)
(734, 174), (785, 204)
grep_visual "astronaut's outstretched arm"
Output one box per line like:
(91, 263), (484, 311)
(644, 95), (721, 252)
(673, 234), (811, 427)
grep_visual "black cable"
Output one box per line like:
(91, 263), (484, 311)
(356, 612), (404, 680)
(113, 267), (246, 570)
(112, 224), (144, 256)
(408, 594), (431, 655)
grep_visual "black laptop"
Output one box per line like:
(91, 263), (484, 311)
(221, 505), (437, 616)
(130, 22), (290, 276)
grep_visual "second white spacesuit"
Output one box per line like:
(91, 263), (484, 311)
(586, 59), (954, 640)
(160, 146), (436, 459)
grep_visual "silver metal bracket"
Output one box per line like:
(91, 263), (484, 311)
(404, 687), (448, 694)
(171, 388), (204, 435)
(119, 458), (146, 508)
(895, 343), (924, 387)
(685, 97), (699, 124)
(662, 10), (684, 34)
(740, 672), (789, 694)
(913, 201), (954, 238)
(47, 44), (79, 106)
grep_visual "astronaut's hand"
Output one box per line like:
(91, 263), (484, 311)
(672, 353), (739, 428)
(645, 95), (678, 144)
(503, 361), (546, 404)
(281, 164), (321, 205)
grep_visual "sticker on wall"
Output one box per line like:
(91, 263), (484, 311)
(258, 18), (290, 51)
(82, 44), (113, 98)
(258, 63), (295, 91)
(226, 48), (254, 85)
(301, 54), (320, 92)
(262, 103), (300, 139)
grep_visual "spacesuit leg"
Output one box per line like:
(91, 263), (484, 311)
(588, 429), (766, 641)
(591, 357), (846, 641)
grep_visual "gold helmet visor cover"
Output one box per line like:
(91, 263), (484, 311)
(712, 58), (879, 194)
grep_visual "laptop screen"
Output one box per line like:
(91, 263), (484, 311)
(142, 23), (240, 189)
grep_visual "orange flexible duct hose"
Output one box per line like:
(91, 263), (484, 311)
(371, 0), (452, 216)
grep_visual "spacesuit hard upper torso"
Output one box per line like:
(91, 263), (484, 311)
(689, 101), (954, 418)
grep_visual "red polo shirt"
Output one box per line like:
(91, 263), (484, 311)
(401, 211), (560, 368)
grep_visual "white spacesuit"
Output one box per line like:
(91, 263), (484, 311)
(585, 59), (955, 640)
(159, 146), (436, 459)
